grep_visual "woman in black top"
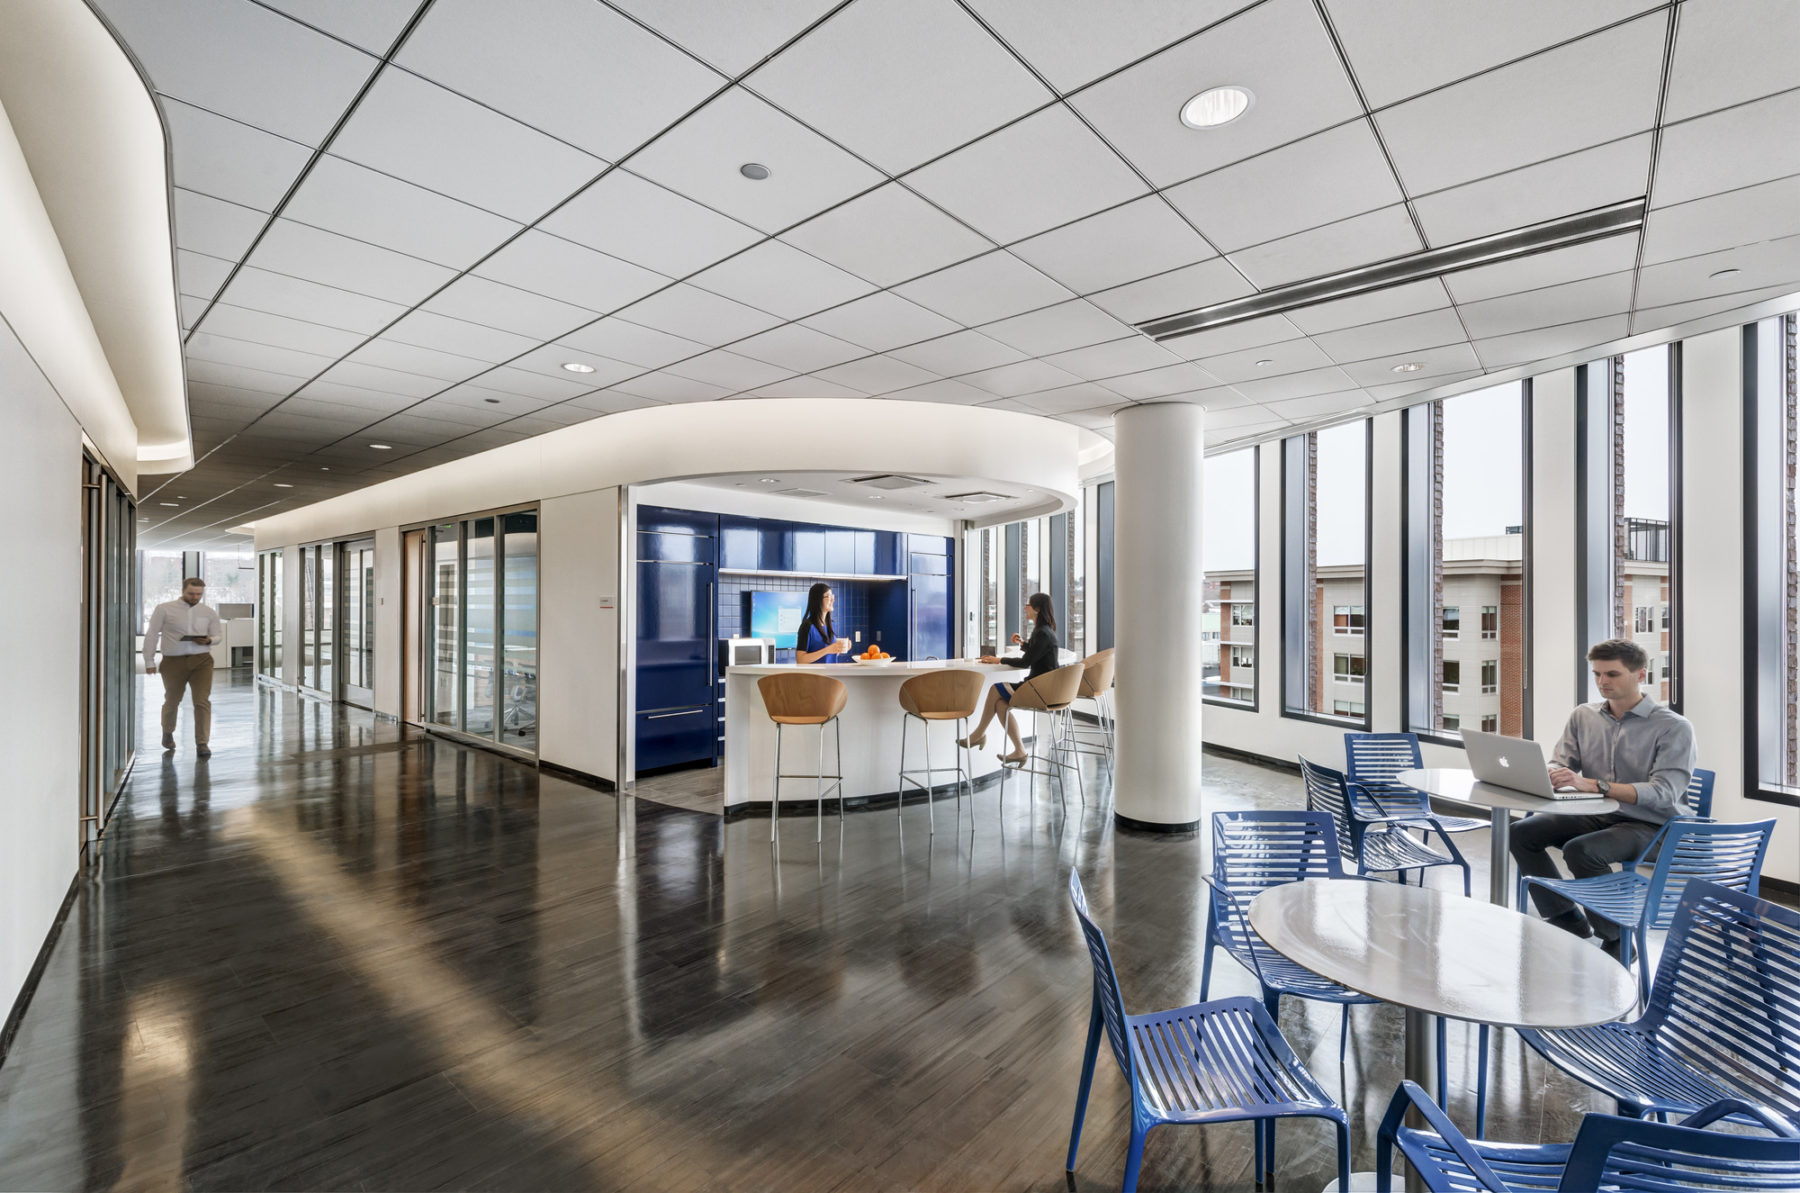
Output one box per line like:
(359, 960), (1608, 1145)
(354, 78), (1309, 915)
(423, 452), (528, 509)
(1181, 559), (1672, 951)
(959, 592), (1060, 764)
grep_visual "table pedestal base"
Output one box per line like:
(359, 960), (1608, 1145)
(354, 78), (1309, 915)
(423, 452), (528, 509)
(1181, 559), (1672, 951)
(1489, 808), (1513, 906)
(1402, 1006), (1439, 1193)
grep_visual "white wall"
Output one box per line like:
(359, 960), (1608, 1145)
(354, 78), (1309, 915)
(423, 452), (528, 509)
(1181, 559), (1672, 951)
(636, 480), (958, 537)
(539, 488), (621, 783)
(372, 527), (402, 717)
(0, 317), (83, 1020)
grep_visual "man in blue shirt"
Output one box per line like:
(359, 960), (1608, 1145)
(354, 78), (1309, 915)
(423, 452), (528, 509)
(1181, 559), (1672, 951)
(1510, 638), (1697, 956)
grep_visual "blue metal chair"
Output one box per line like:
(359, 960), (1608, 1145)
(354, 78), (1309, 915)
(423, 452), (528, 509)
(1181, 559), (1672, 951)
(1519, 817), (1775, 1003)
(1200, 811), (1381, 1067)
(1300, 757), (1472, 896)
(1375, 1079), (1800, 1192)
(1519, 880), (1800, 1125)
(1066, 870), (1350, 1192)
(1685, 767), (1716, 818)
(1343, 732), (1488, 836)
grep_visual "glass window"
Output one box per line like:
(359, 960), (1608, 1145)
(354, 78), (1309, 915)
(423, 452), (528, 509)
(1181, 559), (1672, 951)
(1333, 700), (1365, 716)
(428, 524), (459, 728)
(1203, 449), (1256, 706)
(977, 526), (1001, 653)
(1404, 381), (1525, 739)
(1752, 315), (1793, 796)
(206, 546), (257, 608)
(1482, 715), (1498, 732)
(1068, 503), (1085, 653)
(464, 517), (496, 736)
(501, 511), (538, 749)
(1621, 345), (1676, 704)
(301, 546), (318, 687)
(139, 548), (184, 631)
(1285, 424), (1368, 722)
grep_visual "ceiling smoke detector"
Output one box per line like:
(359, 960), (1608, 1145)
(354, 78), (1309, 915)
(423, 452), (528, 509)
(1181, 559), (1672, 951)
(740, 162), (771, 181)
(850, 473), (932, 490)
(943, 491), (1009, 504)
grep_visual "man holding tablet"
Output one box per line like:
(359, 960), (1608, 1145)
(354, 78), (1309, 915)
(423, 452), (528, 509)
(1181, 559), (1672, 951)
(144, 576), (222, 758)
(1510, 638), (1696, 954)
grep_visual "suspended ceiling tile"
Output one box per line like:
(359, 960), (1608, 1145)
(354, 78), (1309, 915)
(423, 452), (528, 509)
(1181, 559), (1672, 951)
(1230, 366), (1360, 404)
(1640, 176), (1800, 266)
(257, 0), (419, 54)
(312, 358), (447, 400)
(472, 366), (597, 402)
(1409, 134), (1652, 248)
(283, 155), (521, 269)
(628, 87), (884, 235)
(1011, 382), (1129, 414)
(904, 104), (1147, 244)
(1441, 236), (1640, 304)
(564, 391), (667, 415)
(395, 0), (724, 160)
(173, 188), (269, 261)
(740, 375), (866, 399)
(505, 343), (641, 387)
(161, 99), (312, 213)
(1365, 368), (1487, 401)
(194, 303), (368, 358)
(1086, 257), (1255, 323)
(731, 324), (871, 372)
(1100, 361), (1221, 400)
(1227, 204), (1422, 290)
(1633, 233), (1800, 310)
(177, 249), (235, 301)
(1661, 0), (1800, 123)
(611, 371), (734, 403)
(539, 169), (764, 279)
(328, 68), (607, 223)
(216, 266), (409, 333)
(1165, 120), (1404, 252)
(1009, 195), (1216, 296)
(800, 292), (960, 353)
(689, 240), (875, 320)
(748, 0), (1051, 175)
(420, 275), (597, 341)
(432, 382), (554, 414)
(980, 300), (1138, 356)
(1161, 313), (1306, 359)
(398, 396), (517, 429)
(1375, 15), (1665, 196)
(187, 331), (333, 379)
(1455, 271), (1634, 340)
(1286, 280), (1453, 336)
(608, 0), (838, 75)
(1311, 307), (1471, 365)
(384, 309), (541, 363)
(959, 359), (1084, 398)
(1340, 343), (1483, 389)
(1324, 0), (1661, 108)
(1263, 390), (1370, 420)
(1069, 0), (1361, 188)
(1630, 283), (1800, 336)
(614, 283), (784, 345)
(888, 331), (1027, 375)
(559, 319), (709, 371)
(1194, 338), (1337, 385)
(812, 355), (940, 396)
(1041, 335), (1181, 381)
(242, 219), (457, 306)
(880, 377), (999, 405)
(1472, 314), (1630, 368)
(1652, 89), (1800, 208)
(289, 380), (420, 417)
(473, 230), (670, 314)
(782, 183), (994, 288)
(1200, 402), (1286, 430)
(97, 0), (376, 144)
(340, 338), (494, 384)
(893, 251), (1074, 326)
(963, 0), (1255, 93)
(662, 350), (792, 392)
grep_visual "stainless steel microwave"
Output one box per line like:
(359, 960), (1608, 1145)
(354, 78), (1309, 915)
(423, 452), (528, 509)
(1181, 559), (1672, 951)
(723, 637), (774, 668)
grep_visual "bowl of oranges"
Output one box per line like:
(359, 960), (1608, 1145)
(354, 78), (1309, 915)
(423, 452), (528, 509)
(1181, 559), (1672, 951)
(853, 646), (896, 666)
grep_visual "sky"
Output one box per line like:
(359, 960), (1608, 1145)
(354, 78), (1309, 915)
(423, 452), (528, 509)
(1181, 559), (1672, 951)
(1201, 351), (1672, 574)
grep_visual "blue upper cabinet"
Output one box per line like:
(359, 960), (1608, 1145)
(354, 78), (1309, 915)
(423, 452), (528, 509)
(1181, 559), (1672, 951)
(759, 521), (789, 571)
(825, 529), (855, 574)
(719, 519), (759, 570)
(638, 505), (718, 540)
(874, 531), (901, 576)
(852, 531), (876, 575)
(792, 526), (825, 573)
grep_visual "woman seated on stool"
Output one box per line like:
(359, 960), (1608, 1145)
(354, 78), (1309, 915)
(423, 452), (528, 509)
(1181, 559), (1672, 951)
(794, 581), (852, 664)
(960, 592), (1061, 765)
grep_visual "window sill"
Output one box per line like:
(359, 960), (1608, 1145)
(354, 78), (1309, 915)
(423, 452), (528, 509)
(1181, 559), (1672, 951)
(1204, 697), (1256, 712)
(1280, 709), (1371, 730)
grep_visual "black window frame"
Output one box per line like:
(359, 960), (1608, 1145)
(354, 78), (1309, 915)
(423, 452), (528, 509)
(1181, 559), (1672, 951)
(1747, 316), (1799, 806)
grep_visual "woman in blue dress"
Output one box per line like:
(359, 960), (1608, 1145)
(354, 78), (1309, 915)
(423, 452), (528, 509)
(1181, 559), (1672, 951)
(794, 582), (851, 664)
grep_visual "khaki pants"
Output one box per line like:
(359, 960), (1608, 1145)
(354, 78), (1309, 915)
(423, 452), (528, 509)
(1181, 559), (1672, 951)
(159, 652), (214, 745)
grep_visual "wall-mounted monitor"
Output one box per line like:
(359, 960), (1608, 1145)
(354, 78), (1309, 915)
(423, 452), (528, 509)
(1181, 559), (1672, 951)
(747, 590), (808, 644)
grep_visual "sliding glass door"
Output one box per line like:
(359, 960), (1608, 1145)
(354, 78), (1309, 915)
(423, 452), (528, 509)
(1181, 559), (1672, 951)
(257, 549), (282, 681)
(423, 508), (538, 753)
(340, 539), (375, 708)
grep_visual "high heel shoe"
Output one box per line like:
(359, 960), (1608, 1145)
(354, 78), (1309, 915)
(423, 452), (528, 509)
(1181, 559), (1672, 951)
(957, 731), (986, 749)
(999, 748), (1028, 766)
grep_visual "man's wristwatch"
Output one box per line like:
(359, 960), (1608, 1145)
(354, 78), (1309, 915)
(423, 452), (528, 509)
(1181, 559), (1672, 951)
(1595, 779), (1612, 797)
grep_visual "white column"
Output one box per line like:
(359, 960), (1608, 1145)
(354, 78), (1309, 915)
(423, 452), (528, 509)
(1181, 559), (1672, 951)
(1113, 402), (1206, 830)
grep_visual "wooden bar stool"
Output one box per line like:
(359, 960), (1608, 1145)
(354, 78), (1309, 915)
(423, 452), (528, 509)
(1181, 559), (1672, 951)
(757, 673), (848, 843)
(1065, 648), (1116, 771)
(895, 669), (987, 834)
(1000, 662), (1086, 811)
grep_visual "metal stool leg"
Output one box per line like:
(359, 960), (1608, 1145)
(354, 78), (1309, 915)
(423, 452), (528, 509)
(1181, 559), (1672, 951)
(816, 720), (825, 844)
(924, 716), (934, 835)
(772, 722), (783, 843)
(834, 718), (844, 824)
(896, 714), (908, 822)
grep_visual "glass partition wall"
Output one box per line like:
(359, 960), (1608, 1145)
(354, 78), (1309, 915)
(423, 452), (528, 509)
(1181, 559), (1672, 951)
(341, 539), (375, 708)
(424, 509), (538, 754)
(257, 549), (283, 681)
(297, 543), (334, 697)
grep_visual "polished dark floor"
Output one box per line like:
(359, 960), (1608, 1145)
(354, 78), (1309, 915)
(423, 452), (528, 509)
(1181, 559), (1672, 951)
(0, 674), (1623, 1191)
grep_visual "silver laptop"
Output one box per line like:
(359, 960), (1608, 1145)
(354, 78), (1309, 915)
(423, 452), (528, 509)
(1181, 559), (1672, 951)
(1463, 730), (1586, 799)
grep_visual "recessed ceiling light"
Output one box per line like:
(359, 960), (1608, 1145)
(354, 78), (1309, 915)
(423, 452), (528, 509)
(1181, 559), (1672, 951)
(561, 361), (596, 374)
(759, 477), (779, 484)
(484, 397), (501, 404)
(740, 163), (771, 181)
(1710, 267), (1741, 279)
(1254, 359), (1274, 368)
(868, 494), (885, 500)
(1180, 85), (1254, 129)
(274, 483), (293, 488)
(369, 443), (393, 450)
(320, 466), (330, 471)
(159, 501), (179, 507)
(1392, 361), (1427, 373)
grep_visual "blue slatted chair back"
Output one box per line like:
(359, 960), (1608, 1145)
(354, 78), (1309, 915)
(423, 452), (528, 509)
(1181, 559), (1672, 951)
(1067, 870), (1136, 1087)
(1343, 732), (1423, 784)
(1298, 756), (1360, 856)
(1685, 768), (1716, 819)
(1210, 811), (1347, 955)
(1557, 1104), (1800, 1191)
(1643, 881), (1800, 1122)
(1641, 818), (1775, 929)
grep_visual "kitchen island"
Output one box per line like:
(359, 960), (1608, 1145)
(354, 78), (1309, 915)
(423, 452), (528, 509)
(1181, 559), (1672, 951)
(723, 660), (1025, 813)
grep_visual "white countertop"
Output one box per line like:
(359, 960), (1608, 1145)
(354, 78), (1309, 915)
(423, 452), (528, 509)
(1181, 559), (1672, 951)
(727, 660), (1021, 678)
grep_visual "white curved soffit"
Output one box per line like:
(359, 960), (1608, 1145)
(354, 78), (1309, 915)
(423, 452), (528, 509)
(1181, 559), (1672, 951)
(254, 399), (1083, 548)
(0, 0), (190, 483)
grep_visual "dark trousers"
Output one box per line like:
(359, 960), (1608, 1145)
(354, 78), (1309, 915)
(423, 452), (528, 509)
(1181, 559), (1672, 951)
(1510, 811), (1658, 939)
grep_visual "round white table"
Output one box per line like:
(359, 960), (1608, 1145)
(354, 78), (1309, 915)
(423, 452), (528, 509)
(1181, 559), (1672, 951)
(1394, 768), (1618, 905)
(1250, 879), (1637, 1193)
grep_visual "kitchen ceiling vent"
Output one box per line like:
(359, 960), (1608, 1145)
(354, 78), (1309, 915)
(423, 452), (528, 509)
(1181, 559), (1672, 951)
(775, 487), (830, 498)
(943, 491), (1009, 504)
(849, 473), (933, 489)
